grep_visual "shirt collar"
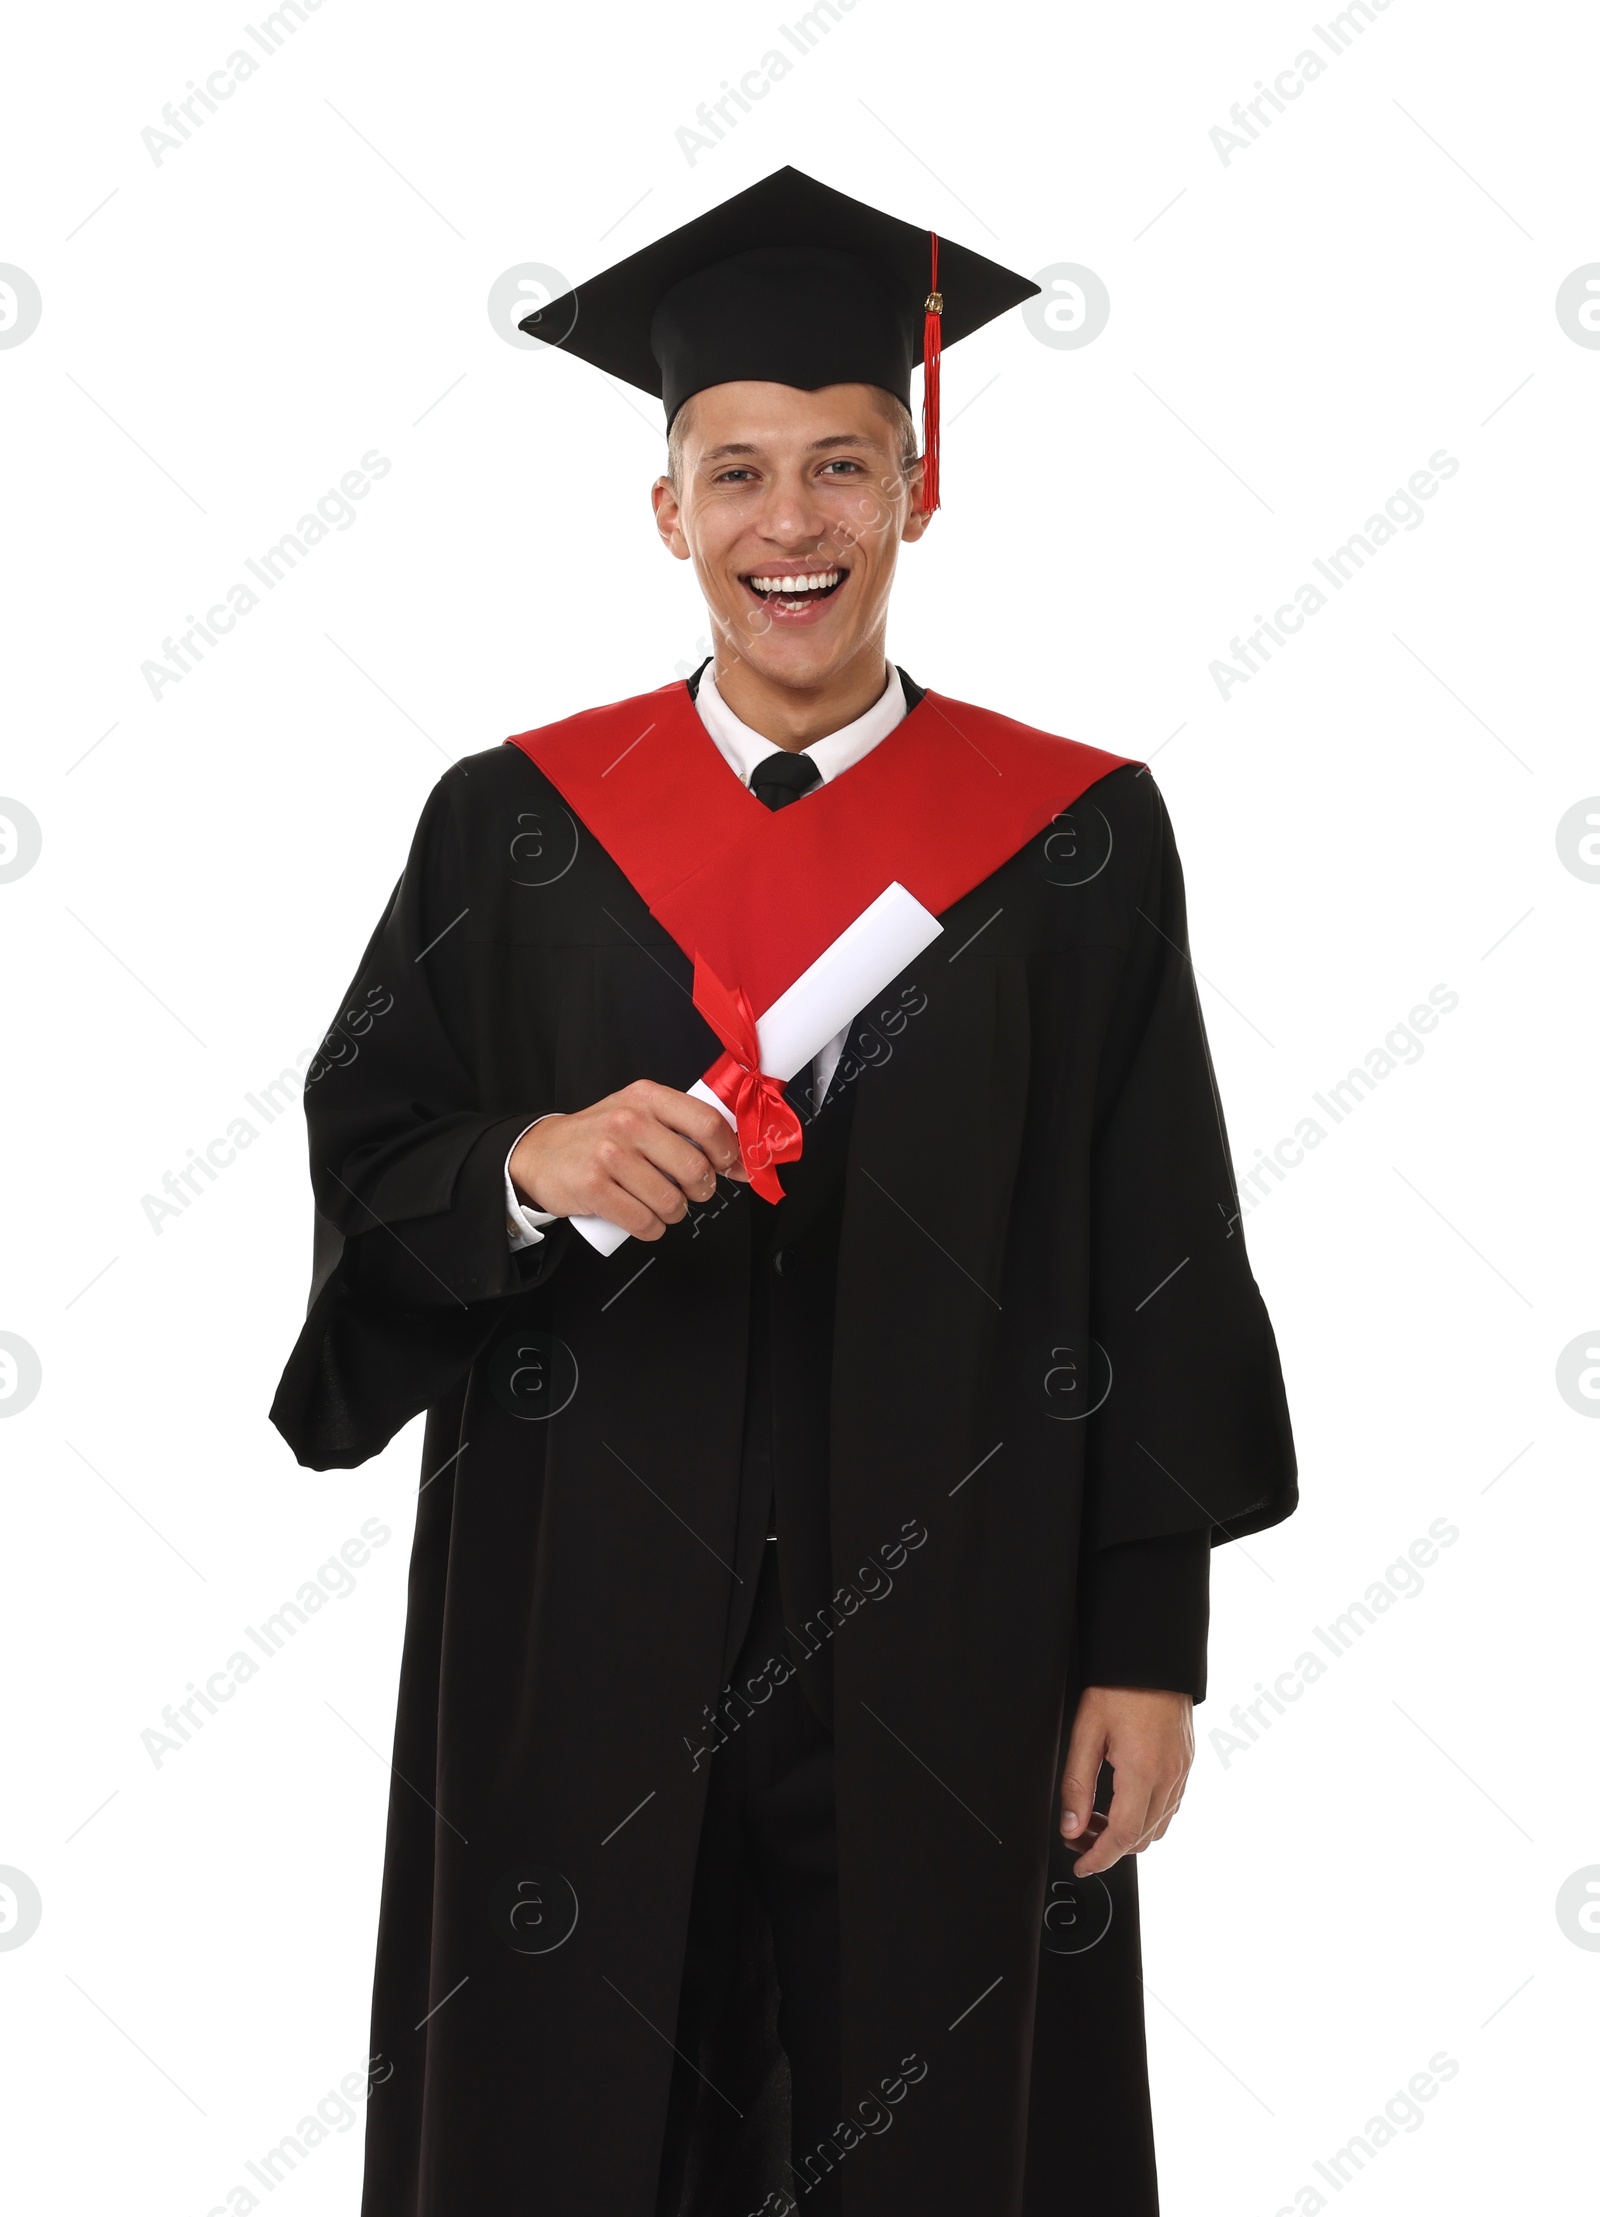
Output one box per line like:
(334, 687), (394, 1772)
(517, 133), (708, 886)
(694, 657), (907, 790)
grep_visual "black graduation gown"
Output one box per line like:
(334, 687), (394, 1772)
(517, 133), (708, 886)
(271, 683), (1297, 2217)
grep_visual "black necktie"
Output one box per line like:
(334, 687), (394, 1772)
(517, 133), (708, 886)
(750, 750), (822, 811)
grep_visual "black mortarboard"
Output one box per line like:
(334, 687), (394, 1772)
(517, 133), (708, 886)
(518, 165), (1039, 510)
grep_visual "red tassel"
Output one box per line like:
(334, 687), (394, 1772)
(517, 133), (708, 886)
(920, 231), (942, 514)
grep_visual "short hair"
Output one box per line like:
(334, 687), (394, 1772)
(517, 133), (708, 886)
(666, 388), (919, 491)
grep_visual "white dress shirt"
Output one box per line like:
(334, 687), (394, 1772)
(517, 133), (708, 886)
(505, 659), (908, 1248)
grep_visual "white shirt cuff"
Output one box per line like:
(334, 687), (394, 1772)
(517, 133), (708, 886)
(505, 1118), (562, 1250)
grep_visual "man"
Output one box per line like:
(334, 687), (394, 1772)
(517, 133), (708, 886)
(273, 166), (1296, 2217)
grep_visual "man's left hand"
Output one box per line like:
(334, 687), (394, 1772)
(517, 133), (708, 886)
(1059, 1686), (1195, 1877)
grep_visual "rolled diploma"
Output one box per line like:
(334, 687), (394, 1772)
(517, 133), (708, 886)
(570, 881), (943, 1255)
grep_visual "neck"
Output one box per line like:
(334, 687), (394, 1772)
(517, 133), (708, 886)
(710, 633), (890, 751)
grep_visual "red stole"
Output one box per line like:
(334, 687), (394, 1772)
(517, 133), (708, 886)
(506, 679), (1133, 1019)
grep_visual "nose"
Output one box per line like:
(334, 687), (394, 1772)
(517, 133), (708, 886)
(753, 464), (833, 553)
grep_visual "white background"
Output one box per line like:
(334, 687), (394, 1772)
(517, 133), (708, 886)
(2, 1), (1595, 2210)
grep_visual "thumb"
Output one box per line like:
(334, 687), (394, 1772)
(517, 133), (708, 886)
(1059, 1704), (1107, 1841)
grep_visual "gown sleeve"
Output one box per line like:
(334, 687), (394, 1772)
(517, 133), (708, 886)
(1081, 772), (1298, 1570)
(270, 771), (573, 1471)
(1076, 1529), (1210, 1700)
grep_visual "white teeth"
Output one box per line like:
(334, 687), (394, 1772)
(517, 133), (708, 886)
(748, 570), (840, 595)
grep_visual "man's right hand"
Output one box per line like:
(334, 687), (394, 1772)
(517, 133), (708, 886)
(508, 1081), (747, 1242)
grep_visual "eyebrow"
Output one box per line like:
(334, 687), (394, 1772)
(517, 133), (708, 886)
(700, 431), (889, 462)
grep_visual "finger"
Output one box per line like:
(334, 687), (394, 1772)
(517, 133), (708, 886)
(1133, 1776), (1177, 1849)
(632, 1123), (727, 1203)
(631, 1084), (744, 1174)
(1147, 1742), (1194, 1844)
(1137, 1778), (1179, 1847)
(1058, 1715), (1107, 1844)
(1073, 1772), (1154, 1878)
(581, 1177), (673, 1242)
(1148, 1788), (1185, 1844)
(585, 1105), (714, 1207)
(588, 1142), (692, 1231)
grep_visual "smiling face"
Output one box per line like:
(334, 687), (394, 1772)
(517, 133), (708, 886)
(651, 380), (928, 702)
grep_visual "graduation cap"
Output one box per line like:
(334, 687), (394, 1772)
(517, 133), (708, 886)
(518, 165), (1039, 511)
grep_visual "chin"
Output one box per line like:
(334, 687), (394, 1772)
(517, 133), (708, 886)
(727, 621), (859, 693)
(751, 638), (855, 691)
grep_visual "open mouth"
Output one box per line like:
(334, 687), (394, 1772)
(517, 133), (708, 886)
(740, 566), (848, 612)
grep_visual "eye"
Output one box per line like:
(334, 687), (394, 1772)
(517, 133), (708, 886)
(819, 458), (866, 476)
(712, 467), (758, 484)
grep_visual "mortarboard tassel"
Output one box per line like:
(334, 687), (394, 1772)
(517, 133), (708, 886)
(921, 232), (942, 514)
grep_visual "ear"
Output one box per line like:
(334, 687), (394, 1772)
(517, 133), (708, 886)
(651, 475), (692, 562)
(900, 457), (932, 543)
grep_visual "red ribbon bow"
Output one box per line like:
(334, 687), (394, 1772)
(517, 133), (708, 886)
(692, 954), (803, 1205)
